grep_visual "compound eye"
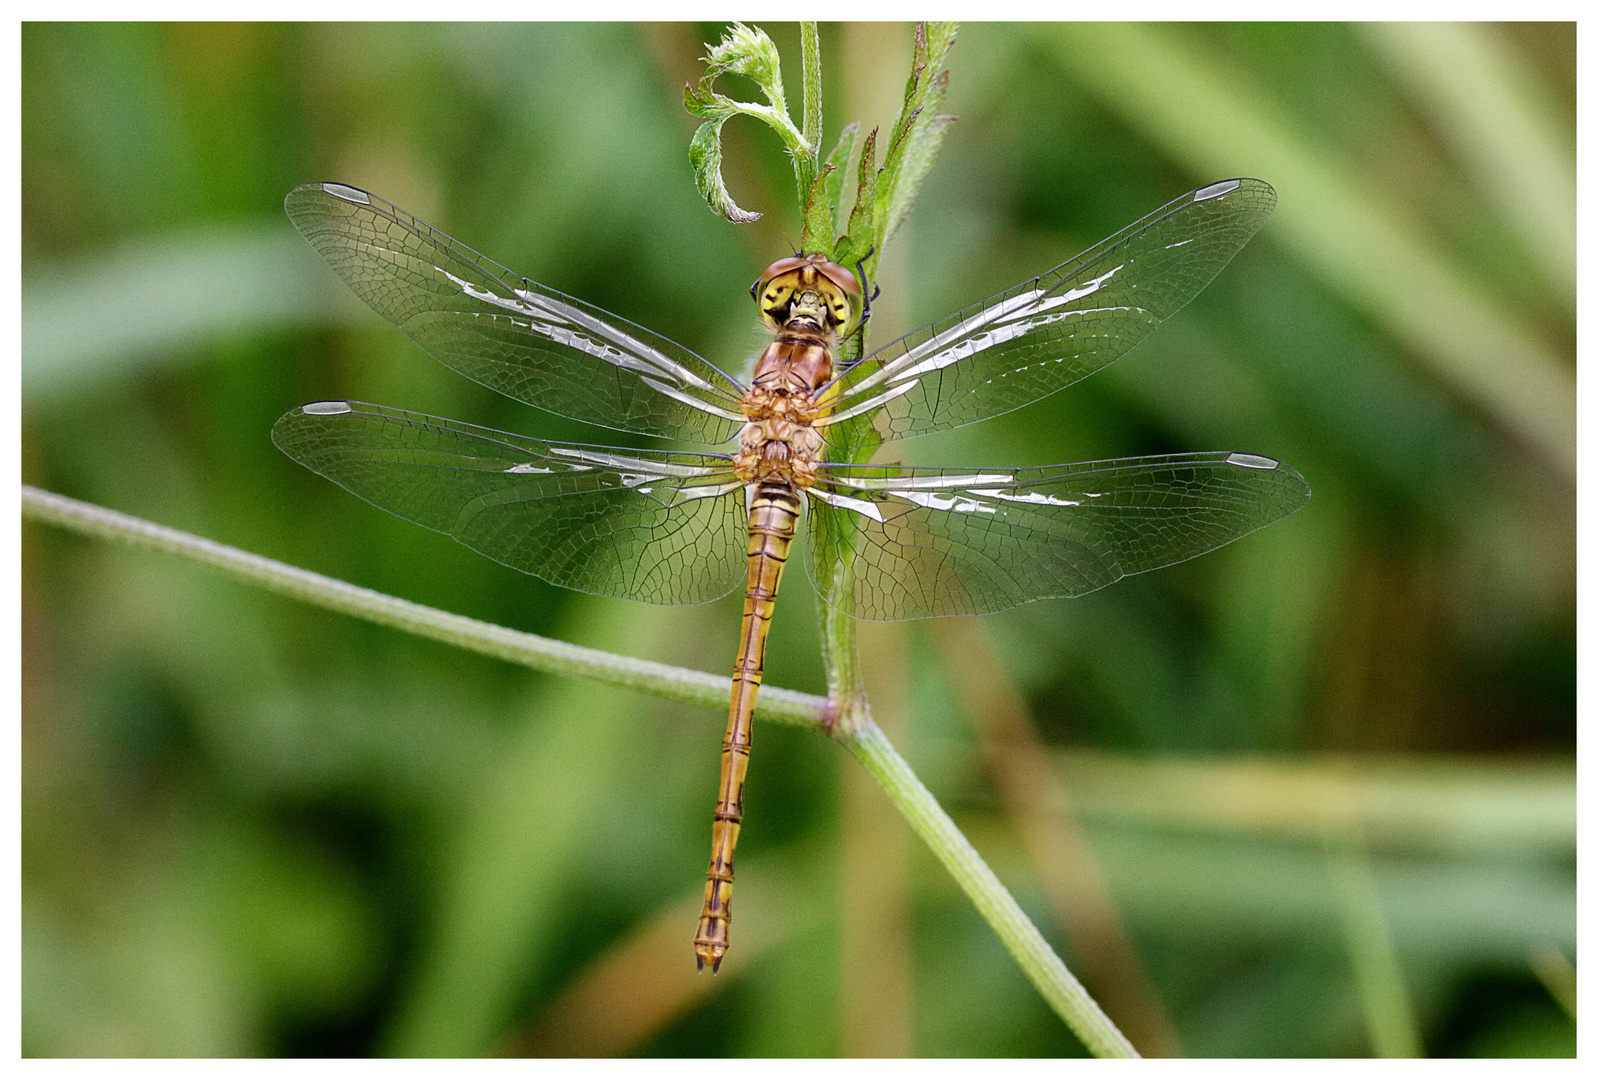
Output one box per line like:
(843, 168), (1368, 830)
(821, 263), (861, 296)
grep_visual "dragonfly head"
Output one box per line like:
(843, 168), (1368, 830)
(752, 254), (862, 338)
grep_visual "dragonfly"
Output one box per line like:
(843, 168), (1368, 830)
(272, 177), (1309, 973)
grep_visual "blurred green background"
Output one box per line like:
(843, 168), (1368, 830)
(21, 22), (1573, 1058)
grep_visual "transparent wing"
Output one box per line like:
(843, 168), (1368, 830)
(824, 179), (1278, 440)
(271, 401), (749, 605)
(806, 450), (1310, 620)
(286, 183), (747, 444)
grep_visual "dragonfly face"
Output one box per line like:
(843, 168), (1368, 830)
(272, 177), (1309, 972)
(752, 253), (863, 340)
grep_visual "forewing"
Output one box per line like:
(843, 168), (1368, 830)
(826, 179), (1277, 440)
(286, 183), (746, 443)
(272, 401), (748, 605)
(806, 450), (1310, 620)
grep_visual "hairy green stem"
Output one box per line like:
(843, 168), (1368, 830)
(21, 485), (822, 726)
(841, 713), (1139, 1057)
(799, 21), (822, 198)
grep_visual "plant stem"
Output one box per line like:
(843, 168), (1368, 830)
(21, 485), (824, 727)
(841, 713), (1140, 1058)
(799, 21), (822, 199)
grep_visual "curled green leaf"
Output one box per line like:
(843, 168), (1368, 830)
(688, 118), (762, 224)
(685, 22), (813, 223)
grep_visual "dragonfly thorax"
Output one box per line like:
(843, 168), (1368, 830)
(734, 411), (824, 486)
(735, 335), (834, 488)
(735, 343), (830, 485)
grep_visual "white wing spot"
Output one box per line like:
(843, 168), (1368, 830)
(322, 183), (371, 205)
(895, 490), (998, 515)
(968, 488), (1082, 507)
(1194, 179), (1242, 201)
